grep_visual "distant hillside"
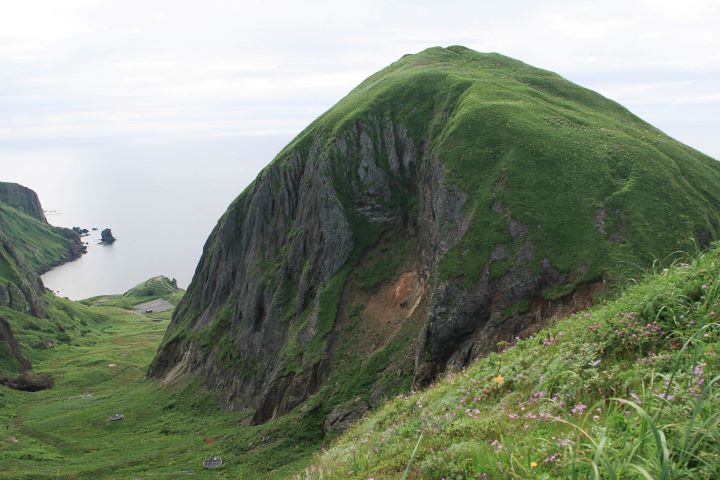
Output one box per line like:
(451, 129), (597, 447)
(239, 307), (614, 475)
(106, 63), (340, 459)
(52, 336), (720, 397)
(83, 276), (184, 309)
(0, 182), (85, 317)
(0, 182), (47, 223)
(0, 203), (84, 275)
(0, 182), (85, 380)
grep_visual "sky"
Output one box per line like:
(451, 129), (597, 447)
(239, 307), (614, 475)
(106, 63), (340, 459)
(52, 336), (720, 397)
(1, 0), (719, 158)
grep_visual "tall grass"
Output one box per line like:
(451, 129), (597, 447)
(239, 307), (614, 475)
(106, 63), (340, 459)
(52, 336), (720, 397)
(306, 246), (720, 479)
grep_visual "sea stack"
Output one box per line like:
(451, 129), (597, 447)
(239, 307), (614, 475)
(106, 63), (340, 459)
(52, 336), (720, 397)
(100, 228), (116, 244)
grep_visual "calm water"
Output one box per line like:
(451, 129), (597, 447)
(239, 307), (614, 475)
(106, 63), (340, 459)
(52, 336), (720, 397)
(0, 136), (290, 299)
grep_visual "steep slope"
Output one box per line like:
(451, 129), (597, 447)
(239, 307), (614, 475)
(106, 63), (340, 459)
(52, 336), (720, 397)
(0, 222), (46, 317)
(149, 46), (720, 429)
(0, 201), (84, 275)
(0, 182), (47, 223)
(0, 194), (84, 314)
(306, 245), (720, 479)
(0, 183), (85, 379)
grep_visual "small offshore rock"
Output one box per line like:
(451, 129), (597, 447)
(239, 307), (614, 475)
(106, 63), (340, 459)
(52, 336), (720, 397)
(100, 228), (116, 244)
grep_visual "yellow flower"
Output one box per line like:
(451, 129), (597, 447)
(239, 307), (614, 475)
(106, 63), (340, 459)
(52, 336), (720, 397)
(492, 375), (505, 385)
(530, 461), (538, 469)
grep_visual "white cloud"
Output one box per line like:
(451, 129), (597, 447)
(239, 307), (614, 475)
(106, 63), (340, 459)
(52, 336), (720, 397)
(0, 0), (718, 157)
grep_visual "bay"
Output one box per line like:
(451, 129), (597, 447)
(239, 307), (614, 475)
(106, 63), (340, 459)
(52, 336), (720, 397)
(0, 135), (290, 299)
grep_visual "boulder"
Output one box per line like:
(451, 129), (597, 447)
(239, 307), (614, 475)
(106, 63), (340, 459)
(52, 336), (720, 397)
(323, 398), (368, 433)
(1, 372), (54, 392)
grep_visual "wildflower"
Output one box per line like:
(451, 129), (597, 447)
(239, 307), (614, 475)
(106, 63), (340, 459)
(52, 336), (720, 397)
(702, 284), (708, 289)
(544, 454), (560, 464)
(570, 403), (587, 415)
(530, 461), (538, 469)
(490, 440), (503, 452)
(492, 375), (505, 386)
(658, 393), (674, 401)
(557, 438), (574, 448)
(591, 359), (601, 367)
(531, 390), (547, 400)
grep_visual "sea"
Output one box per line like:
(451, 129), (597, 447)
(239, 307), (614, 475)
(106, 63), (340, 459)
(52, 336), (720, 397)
(0, 135), (291, 299)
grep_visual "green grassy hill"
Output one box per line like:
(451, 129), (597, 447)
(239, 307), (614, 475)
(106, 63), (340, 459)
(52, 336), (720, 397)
(304, 244), (720, 479)
(0, 182), (48, 223)
(277, 45), (720, 285)
(151, 46), (720, 458)
(83, 276), (184, 309)
(0, 202), (83, 276)
(0, 184), (86, 375)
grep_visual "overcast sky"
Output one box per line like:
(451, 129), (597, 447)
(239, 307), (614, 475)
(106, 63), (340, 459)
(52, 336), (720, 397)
(1, 0), (719, 158)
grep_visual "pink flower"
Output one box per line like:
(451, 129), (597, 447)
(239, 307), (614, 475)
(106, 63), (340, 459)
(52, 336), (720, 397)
(570, 403), (587, 415)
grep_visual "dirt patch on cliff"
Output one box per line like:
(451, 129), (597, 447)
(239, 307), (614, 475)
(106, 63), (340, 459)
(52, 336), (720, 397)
(530, 280), (606, 322)
(352, 270), (422, 346)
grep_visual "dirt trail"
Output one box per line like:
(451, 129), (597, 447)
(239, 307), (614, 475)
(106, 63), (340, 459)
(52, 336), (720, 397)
(133, 299), (173, 315)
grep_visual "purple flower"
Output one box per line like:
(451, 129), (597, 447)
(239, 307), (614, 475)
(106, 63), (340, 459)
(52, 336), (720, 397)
(571, 403), (587, 415)
(557, 438), (574, 448)
(544, 454), (560, 464)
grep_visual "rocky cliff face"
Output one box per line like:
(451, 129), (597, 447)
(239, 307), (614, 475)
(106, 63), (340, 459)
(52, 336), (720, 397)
(0, 316), (32, 373)
(0, 182), (48, 223)
(0, 226), (46, 317)
(149, 46), (720, 427)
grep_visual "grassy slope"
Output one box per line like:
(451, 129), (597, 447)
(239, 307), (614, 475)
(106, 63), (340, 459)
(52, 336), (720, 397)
(0, 203), (80, 275)
(269, 45), (720, 287)
(0, 289), (331, 479)
(306, 245), (720, 479)
(82, 276), (184, 309)
(3, 250), (719, 480)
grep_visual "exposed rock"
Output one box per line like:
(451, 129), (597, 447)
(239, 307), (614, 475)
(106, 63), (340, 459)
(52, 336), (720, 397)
(0, 230), (46, 317)
(0, 317), (31, 372)
(100, 228), (116, 244)
(1, 372), (54, 392)
(324, 398), (368, 433)
(0, 182), (47, 222)
(608, 209), (628, 244)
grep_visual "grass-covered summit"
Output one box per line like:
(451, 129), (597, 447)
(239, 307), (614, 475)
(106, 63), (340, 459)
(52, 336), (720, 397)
(150, 45), (720, 442)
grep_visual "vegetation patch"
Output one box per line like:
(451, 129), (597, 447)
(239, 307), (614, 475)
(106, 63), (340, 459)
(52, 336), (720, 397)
(303, 245), (720, 479)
